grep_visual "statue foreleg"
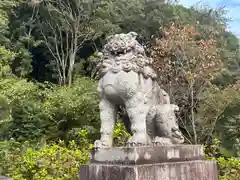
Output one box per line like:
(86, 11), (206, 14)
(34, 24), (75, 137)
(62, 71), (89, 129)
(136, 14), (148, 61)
(125, 92), (148, 146)
(94, 97), (116, 148)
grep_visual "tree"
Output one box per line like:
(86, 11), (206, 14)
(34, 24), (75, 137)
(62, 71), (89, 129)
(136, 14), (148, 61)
(0, 0), (23, 26)
(35, 0), (98, 86)
(213, 32), (240, 87)
(195, 82), (240, 156)
(215, 83), (240, 156)
(0, 46), (16, 78)
(0, 0), (34, 78)
(6, 0), (232, 83)
(150, 24), (223, 144)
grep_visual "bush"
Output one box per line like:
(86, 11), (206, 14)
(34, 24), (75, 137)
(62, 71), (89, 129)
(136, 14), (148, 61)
(0, 124), (131, 179)
(41, 77), (99, 141)
(0, 129), (93, 180)
(0, 78), (40, 103)
(0, 77), (100, 142)
(0, 95), (10, 121)
(6, 140), (91, 180)
(0, 139), (23, 175)
(0, 46), (16, 77)
(205, 138), (240, 180)
(113, 122), (130, 146)
(216, 157), (240, 180)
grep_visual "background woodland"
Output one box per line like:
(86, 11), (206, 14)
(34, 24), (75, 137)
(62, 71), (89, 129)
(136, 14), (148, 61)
(0, 0), (240, 179)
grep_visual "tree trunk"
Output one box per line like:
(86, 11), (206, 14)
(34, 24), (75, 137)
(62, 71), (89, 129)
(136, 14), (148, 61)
(67, 52), (76, 86)
(190, 80), (197, 144)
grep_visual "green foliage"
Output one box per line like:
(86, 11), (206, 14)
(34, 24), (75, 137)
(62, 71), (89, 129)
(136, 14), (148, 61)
(9, 142), (89, 180)
(196, 84), (240, 144)
(113, 122), (131, 146)
(0, 78), (40, 103)
(0, 78), (41, 138)
(9, 100), (52, 141)
(0, 77), (99, 142)
(217, 86), (240, 156)
(217, 157), (240, 180)
(6, 0), (233, 82)
(205, 138), (240, 180)
(0, 95), (10, 122)
(0, 140), (90, 180)
(0, 0), (239, 179)
(214, 32), (240, 87)
(0, 0), (32, 77)
(39, 77), (99, 141)
(198, 83), (240, 155)
(0, 0), (22, 26)
(0, 124), (129, 179)
(0, 139), (24, 175)
(0, 46), (17, 77)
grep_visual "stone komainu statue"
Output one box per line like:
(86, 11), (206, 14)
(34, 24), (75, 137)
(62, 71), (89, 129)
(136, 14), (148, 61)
(95, 32), (184, 148)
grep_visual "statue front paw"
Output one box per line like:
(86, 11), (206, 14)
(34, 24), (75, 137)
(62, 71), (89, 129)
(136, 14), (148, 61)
(172, 128), (184, 144)
(94, 135), (113, 149)
(94, 140), (104, 149)
(127, 133), (147, 147)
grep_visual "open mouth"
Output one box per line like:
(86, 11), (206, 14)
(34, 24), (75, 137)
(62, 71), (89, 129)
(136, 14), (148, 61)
(110, 49), (131, 56)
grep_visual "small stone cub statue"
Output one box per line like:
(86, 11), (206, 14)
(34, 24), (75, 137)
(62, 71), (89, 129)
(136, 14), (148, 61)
(146, 90), (184, 145)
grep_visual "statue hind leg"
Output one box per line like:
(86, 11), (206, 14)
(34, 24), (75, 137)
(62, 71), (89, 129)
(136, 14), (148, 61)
(94, 97), (116, 148)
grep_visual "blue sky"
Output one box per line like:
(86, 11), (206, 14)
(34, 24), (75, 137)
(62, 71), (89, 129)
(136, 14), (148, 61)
(178, 0), (240, 38)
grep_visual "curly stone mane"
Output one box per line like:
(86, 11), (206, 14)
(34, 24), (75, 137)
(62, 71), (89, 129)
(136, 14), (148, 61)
(98, 32), (157, 80)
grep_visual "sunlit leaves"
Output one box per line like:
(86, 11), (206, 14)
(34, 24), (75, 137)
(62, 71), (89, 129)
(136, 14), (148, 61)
(150, 24), (223, 144)
(151, 24), (222, 84)
(0, 46), (17, 77)
(2, 140), (91, 180)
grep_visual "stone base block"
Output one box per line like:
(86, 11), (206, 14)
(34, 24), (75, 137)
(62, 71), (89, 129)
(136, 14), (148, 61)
(89, 145), (205, 165)
(80, 145), (219, 180)
(80, 160), (218, 180)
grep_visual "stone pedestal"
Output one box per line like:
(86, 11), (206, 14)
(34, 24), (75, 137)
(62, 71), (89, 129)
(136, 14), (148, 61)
(80, 145), (219, 180)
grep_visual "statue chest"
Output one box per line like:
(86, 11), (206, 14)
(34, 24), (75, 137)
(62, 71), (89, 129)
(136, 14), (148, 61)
(101, 71), (139, 100)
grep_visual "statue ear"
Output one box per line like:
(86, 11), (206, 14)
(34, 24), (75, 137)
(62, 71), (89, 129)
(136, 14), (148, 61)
(128, 32), (138, 38)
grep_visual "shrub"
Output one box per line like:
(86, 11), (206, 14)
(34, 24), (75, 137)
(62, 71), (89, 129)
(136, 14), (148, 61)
(8, 140), (90, 180)
(0, 77), (100, 142)
(0, 139), (23, 175)
(216, 157), (240, 180)
(0, 46), (17, 77)
(0, 128), (93, 180)
(41, 77), (99, 141)
(113, 122), (130, 146)
(205, 138), (240, 180)
(0, 139), (91, 180)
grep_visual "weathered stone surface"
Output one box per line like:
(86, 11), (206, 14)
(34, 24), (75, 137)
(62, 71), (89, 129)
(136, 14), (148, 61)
(80, 160), (218, 180)
(80, 145), (219, 180)
(94, 32), (184, 148)
(90, 145), (205, 165)
(80, 32), (219, 179)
